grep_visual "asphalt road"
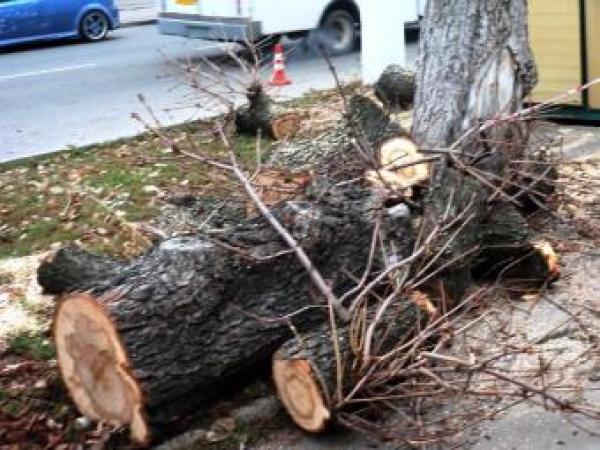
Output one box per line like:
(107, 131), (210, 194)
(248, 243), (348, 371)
(0, 25), (364, 163)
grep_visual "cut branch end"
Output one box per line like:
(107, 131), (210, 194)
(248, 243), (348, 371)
(272, 357), (331, 433)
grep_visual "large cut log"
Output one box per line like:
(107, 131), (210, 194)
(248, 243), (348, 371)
(41, 184), (388, 445)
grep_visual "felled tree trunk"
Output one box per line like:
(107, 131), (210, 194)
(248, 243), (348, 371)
(41, 184), (382, 445)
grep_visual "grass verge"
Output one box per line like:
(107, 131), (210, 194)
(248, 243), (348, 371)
(0, 121), (272, 258)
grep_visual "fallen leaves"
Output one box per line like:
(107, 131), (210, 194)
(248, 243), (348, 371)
(246, 168), (312, 217)
(0, 355), (120, 450)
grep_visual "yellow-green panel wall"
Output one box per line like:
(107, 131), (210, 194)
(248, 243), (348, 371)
(586, 0), (600, 108)
(529, 0), (582, 105)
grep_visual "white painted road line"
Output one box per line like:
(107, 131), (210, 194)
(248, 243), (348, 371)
(0, 63), (97, 82)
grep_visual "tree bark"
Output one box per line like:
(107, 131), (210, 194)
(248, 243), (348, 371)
(43, 184), (389, 445)
(412, 0), (537, 148)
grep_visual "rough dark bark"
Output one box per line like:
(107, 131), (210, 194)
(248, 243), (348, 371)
(374, 65), (416, 112)
(43, 184), (387, 444)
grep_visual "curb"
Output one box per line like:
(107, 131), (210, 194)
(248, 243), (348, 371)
(120, 18), (157, 28)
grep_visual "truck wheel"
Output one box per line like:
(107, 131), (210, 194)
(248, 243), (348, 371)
(320, 9), (358, 54)
(80, 10), (110, 42)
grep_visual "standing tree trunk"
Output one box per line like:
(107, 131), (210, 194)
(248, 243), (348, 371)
(412, 0), (537, 148)
(412, 0), (537, 300)
(410, 0), (539, 302)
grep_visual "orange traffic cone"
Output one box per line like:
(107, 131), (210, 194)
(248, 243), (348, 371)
(269, 43), (292, 86)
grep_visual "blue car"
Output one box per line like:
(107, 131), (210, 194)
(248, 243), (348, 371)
(0, 0), (119, 48)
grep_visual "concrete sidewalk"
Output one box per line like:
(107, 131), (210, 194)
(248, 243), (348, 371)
(118, 0), (159, 26)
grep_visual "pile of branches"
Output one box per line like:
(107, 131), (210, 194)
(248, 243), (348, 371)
(39, 91), (589, 446)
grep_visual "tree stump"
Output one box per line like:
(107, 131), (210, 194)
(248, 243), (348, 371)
(374, 65), (416, 112)
(235, 81), (304, 140)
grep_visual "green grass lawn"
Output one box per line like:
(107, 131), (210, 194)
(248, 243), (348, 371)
(0, 122), (271, 259)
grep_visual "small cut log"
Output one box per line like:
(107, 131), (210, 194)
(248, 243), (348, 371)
(273, 301), (419, 432)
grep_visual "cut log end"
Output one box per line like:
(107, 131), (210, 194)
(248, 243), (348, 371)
(533, 240), (560, 280)
(53, 293), (149, 445)
(272, 358), (330, 433)
(366, 137), (430, 197)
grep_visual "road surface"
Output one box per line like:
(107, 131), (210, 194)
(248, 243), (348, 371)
(0, 25), (365, 162)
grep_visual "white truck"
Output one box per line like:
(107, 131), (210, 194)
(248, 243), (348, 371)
(158, 1), (423, 54)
